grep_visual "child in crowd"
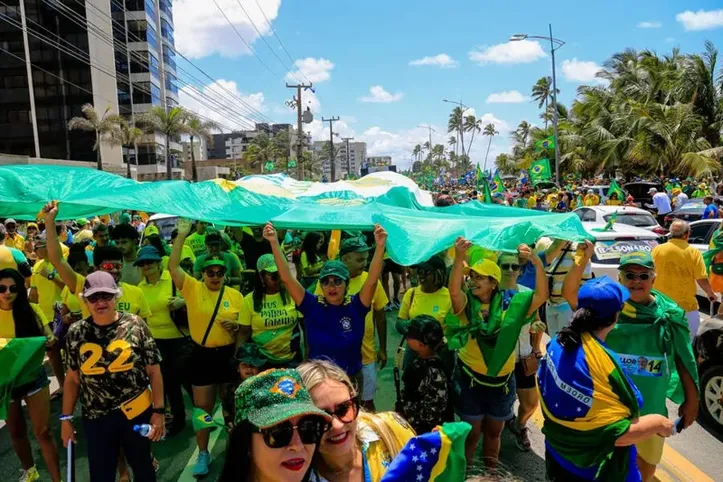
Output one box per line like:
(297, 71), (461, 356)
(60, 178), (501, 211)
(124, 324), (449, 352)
(399, 315), (453, 434)
(223, 343), (267, 428)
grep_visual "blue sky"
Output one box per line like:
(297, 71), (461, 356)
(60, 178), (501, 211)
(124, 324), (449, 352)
(174, 0), (723, 169)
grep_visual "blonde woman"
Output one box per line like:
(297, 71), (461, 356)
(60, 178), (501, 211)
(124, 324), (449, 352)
(298, 360), (415, 482)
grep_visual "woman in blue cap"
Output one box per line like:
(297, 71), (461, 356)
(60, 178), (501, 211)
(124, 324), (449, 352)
(538, 240), (674, 481)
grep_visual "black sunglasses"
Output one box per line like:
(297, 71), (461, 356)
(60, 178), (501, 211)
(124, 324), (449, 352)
(0, 285), (19, 294)
(255, 416), (330, 449)
(623, 272), (652, 281)
(263, 271), (280, 281)
(205, 269), (226, 278)
(322, 398), (359, 424)
(500, 263), (520, 272)
(86, 292), (115, 303)
(320, 276), (344, 287)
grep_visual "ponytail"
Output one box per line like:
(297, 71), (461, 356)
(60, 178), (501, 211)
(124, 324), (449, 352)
(557, 308), (617, 350)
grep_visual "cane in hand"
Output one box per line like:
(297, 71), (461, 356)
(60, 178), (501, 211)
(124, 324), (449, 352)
(67, 440), (75, 482)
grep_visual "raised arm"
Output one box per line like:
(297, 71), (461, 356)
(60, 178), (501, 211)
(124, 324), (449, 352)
(263, 222), (306, 306)
(359, 224), (387, 308)
(42, 202), (79, 294)
(168, 219), (192, 290)
(561, 240), (594, 310)
(543, 239), (569, 265)
(449, 236), (472, 314)
(518, 243), (549, 316)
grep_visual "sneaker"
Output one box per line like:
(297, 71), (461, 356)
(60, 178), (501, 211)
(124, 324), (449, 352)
(19, 467), (40, 482)
(193, 451), (211, 477)
(506, 415), (520, 435)
(514, 425), (532, 452)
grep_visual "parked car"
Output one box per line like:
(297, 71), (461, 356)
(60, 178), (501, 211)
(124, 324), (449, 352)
(574, 206), (667, 235)
(684, 219), (721, 298)
(694, 317), (723, 435)
(664, 197), (723, 226)
(143, 213), (180, 242)
(583, 222), (661, 279)
(623, 181), (664, 207)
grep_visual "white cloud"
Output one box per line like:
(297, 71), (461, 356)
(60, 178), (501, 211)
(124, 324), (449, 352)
(676, 9), (723, 31)
(285, 58), (334, 84)
(468, 40), (546, 65)
(359, 85), (404, 103)
(408, 54), (459, 68)
(637, 21), (662, 28)
(562, 58), (604, 83)
(174, 0), (280, 58)
(665, 37), (676, 43)
(179, 79), (264, 132)
(486, 90), (527, 104)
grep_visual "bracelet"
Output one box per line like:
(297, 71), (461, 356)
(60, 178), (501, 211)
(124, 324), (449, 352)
(59, 415), (73, 421)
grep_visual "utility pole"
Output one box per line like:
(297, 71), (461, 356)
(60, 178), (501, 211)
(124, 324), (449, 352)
(286, 82), (313, 180)
(322, 116), (340, 181)
(341, 137), (354, 178)
(417, 124), (435, 162)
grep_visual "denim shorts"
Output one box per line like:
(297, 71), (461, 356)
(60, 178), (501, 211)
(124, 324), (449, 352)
(11, 369), (50, 401)
(452, 361), (516, 422)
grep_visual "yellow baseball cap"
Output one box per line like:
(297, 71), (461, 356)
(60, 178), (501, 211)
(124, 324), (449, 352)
(464, 258), (501, 283)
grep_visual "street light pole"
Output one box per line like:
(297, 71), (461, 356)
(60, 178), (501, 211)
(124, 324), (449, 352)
(442, 99), (469, 178)
(509, 27), (565, 186)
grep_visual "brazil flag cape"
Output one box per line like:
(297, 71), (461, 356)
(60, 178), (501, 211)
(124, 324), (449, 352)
(538, 332), (644, 481)
(445, 288), (534, 377)
(0, 337), (47, 420)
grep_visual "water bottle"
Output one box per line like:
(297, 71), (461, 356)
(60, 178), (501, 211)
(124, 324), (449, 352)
(133, 424), (165, 440)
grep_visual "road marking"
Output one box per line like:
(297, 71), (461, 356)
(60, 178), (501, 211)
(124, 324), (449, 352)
(177, 405), (225, 482)
(530, 407), (713, 482)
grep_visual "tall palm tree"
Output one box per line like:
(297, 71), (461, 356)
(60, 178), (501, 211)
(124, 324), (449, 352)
(138, 106), (190, 180)
(108, 118), (143, 179)
(463, 115), (483, 156)
(185, 114), (221, 182)
(482, 123), (499, 172)
(412, 144), (422, 163)
(447, 107), (465, 156)
(68, 103), (121, 171)
(531, 77), (559, 129)
(246, 133), (280, 174)
(494, 153), (517, 174)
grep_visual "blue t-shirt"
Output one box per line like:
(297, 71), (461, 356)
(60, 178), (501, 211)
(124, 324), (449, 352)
(298, 291), (370, 375)
(703, 203), (718, 220)
(517, 254), (546, 291)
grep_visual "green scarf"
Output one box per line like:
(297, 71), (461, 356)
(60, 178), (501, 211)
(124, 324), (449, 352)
(446, 289), (534, 377)
(618, 289), (699, 404)
(703, 229), (723, 274)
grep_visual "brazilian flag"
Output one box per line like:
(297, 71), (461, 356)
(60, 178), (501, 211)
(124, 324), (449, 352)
(607, 179), (625, 200)
(0, 337), (47, 420)
(530, 159), (552, 181)
(536, 135), (556, 151)
(490, 171), (505, 194)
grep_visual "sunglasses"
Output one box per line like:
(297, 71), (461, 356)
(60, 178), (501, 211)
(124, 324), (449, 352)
(86, 292), (115, 303)
(500, 263), (520, 272)
(263, 271), (280, 281)
(417, 268), (432, 276)
(137, 260), (157, 267)
(320, 276), (344, 287)
(100, 262), (123, 271)
(205, 269), (226, 278)
(322, 398), (359, 424)
(0, 285), (19, 294)
(255, 416), (330, 449)
(623, 272), (652, 281)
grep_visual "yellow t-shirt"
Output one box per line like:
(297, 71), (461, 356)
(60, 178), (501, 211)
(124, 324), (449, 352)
(4, 234), (25, 251)
(606, 199), (623, 206)
(239, 291), (300, 363)
(526, 195), (538, 209)
(138, 271), (185, 339)
(300, 251), (324, 278)
(315, 271), (388, 365)
(357, 412), (416, 480)
(184, 232), (207, 257)
(0, 303), (49, 338)
(61, 285), (82, 315)
(457, 299), (516, 377)
(75, 275), (151, 320)
(30, 259), (62, 321)
(652, 238), (708, 311)
(398, 286), (452, 330)
(583, 194), (600, 206)
(180, 274), (243, 347)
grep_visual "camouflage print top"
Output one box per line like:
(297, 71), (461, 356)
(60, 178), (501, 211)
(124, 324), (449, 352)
(65, 312), (162, 419)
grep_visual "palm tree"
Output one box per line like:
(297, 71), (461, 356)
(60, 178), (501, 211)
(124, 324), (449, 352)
(246, 132), (284, 174)
(108, 118), (143, 179)
(68, 103), (121, 171)
(185, 114), (221, 182)
(482, 123), (499, 172)
(463, 115), (482, 157)
(531, 77), (559, 129)
(494, 153), (517, 174)
(412, 144), (422, 163)
(137, 106), (190, 180)
(447, 107), (465, 156)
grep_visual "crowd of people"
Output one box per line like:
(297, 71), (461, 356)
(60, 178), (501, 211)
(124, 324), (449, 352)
(0, 191), (712, 482)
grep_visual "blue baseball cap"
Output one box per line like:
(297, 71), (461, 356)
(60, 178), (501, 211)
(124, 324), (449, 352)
(577, 276), (630, 318)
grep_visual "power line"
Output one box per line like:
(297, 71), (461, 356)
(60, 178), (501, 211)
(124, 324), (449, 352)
(253, 0), (307, 83)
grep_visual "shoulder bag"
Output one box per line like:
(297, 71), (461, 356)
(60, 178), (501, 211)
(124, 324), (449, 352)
(200, 285), (225, 347)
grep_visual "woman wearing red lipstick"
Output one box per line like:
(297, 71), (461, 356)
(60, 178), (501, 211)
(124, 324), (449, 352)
(298, 360), (416, 482)
(219, 369), (332, 482)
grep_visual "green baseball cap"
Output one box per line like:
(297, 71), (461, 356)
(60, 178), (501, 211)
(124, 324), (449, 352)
(618, 251), (655, 270)
(201, 255), (226, 270)
(319, 260), (350, 281)
(234, 369), (332, 427)
(339, 237), (371, 257)
(256, 254), (278, 273)
(235, 343), (267, 367)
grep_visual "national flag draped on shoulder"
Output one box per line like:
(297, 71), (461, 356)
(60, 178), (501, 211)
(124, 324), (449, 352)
(530, 158), (552, 182)
(0, 337), (47, 419)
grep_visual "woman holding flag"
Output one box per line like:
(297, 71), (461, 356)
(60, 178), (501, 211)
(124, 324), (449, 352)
(538, 240), (674, 481)
(447, 238), (548, 470)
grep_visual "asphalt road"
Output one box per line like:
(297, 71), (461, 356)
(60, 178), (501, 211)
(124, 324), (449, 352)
(1, 307), (722, 481)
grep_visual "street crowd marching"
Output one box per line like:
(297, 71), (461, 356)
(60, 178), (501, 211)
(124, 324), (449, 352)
(1, 167), (720, 482)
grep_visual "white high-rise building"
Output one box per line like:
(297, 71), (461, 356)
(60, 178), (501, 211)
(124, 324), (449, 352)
(312, 141), (367, 180)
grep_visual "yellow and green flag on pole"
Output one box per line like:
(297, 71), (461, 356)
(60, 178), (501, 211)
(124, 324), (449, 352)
(491, 172), (505, 194)
(535, 135), (556, 152)
(607, 179), (625, 200)
(530, 159), (552, 182)
(0, 337), (47, 420)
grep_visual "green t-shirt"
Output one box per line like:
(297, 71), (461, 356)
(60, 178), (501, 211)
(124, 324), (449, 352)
(184, 232), (207, 256)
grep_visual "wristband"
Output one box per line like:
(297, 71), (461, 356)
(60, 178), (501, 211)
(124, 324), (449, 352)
(152, 407), (165, 414)
(59, 415), (73, 421)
